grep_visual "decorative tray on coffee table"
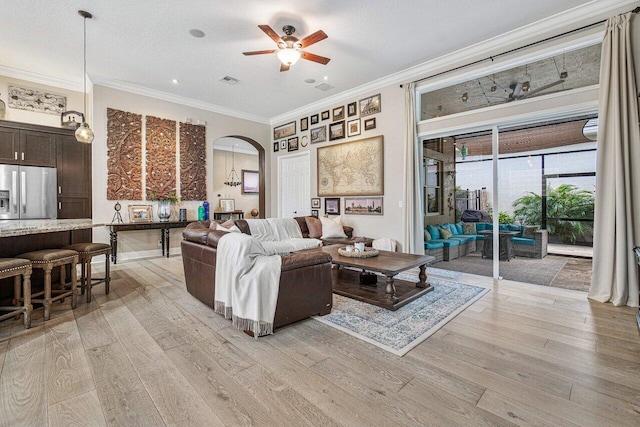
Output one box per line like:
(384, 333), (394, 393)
(337, 247), (379, 258)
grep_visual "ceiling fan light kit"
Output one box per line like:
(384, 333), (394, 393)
(243, 24), (330, 72)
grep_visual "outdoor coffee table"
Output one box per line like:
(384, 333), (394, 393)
(320, 245), (436, 311)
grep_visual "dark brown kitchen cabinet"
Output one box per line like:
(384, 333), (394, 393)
(56, 133), (92, 218)
(19, 130), (56, 166)
(0, 127), (20, 164)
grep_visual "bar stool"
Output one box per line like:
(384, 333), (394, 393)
(0, 258), (32, 329)
(63, 243), (111, 303)
(16, 249), (78, 321)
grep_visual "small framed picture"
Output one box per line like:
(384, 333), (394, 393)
(321, 110), (330, 121)
(310, 114), (319, 125)
(241, 170), (259, 194)
(311, 197), (321, 209)
(128, 205), (153, 222)
(359, 93), (381, 117)
(325, 197), (340, 215)
(220, 199), (235, 212)
(344, 197), (383, 215)
(273, 121), (296, 140)
(347, 102), (357, 117)
(311, 209), (319, 218)
(300, 117), (309, 131)
(280, 140), (287, 150)
(329, 120), (345, 141)
(347, 119), (361, 137)
(288, 136), (299, 152)
(273, 141), (279, 152)
(310, 126), (327, 144)
(332, 106), (344, 121)
(364, 117), (376, 131)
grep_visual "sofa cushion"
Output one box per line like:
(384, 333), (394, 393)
(426, 224), (441, 240)
(425, 241), (444, 250)
(305, 216), (323, 238)
(456, 234), (477, 241)
(439, 227), (453, 239)
(512, 237), (535, 246)
(449, 236), (473, 244)
(320, 216), (347, 239)
(294, 216), (310, 237)
(424, 229), (432, 241)
(430, 238), (460, 247)
(507, 224), (521, 233)
(523, 225), (539, 239)
(455, 222), (464, 234)
(448, 224), (460, 235)
(475, 223), (489, 231)
(281, 249), (332, 272)
(499, 224), (509, 232)
(462, 222), (477, 234)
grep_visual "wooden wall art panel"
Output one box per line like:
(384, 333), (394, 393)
(179, 122), (207, 201)
(106, 108), (143, 200)
(145, 116), (177, 199)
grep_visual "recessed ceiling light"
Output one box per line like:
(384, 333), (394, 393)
(172, 79), (179, 84)
(189, 29), (205, 38)
(304, 78), (316, 84)
(323, 76), (328, 81)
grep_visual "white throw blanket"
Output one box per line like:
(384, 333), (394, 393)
(214, 232), (282, 336)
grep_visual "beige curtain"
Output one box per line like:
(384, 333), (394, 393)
(402, 83), (425, 254)
(589, 12), (640, 307)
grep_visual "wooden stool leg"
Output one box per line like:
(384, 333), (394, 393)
(23, 272), (32, 329)
(86, 260), (92, 303)
(105, 253), (110, 295)
(44, 265), (52, 321)
(13, 275), (20, 306)
(70, 259), (78, 309)
(80, 261), (86, 295)
(60, 265), (67, 303)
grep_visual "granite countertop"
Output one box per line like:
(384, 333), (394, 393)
(0, 219), (103, 238)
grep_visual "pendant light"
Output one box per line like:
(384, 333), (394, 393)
(223, 146), (242, 187)
(75, 10), (94, 144)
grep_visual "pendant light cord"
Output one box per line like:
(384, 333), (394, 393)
(83, 14), (87, 122)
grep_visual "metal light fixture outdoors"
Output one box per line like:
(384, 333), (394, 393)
(223, 147), (242, 187)
(75, 10), (94, 144)
(461, 92), (468, 102)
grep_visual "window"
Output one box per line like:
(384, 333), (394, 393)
(424, 157), (442, 215)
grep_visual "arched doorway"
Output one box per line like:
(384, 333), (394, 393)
(213, 135), (265, 218)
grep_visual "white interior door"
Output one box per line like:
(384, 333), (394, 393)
(278, 152), (310, 218)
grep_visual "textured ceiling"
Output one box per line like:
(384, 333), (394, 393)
(0, 0), (603, 120)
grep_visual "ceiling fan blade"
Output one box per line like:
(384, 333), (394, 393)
(280, 63), (290, 72)
(519, 79), (565, 99)
(243, 49), (277, 56)
(298, 30), (328, 48)
(301, 51), (331, 65)
(258, 25), (284, 45)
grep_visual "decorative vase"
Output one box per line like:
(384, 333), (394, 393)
(157, 200), (171, 222)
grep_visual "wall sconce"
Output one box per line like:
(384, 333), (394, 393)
(461, 92), (468, 102)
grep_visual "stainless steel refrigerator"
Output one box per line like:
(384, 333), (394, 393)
(0, 165), (57, 220)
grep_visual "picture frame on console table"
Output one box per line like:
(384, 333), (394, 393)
(219, 199), (235, 212)
(325, 197), (340, 215)
(129, 205), (153, 222)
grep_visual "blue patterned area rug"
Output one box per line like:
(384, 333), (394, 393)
(314, 274), (489, 356)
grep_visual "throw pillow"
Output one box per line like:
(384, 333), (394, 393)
(424, 229), (432, 241)
(305, 216), (323, 239)
(523, 225), (539, 239)
(320, 216), (347, 239)
(209, 221), (218, 230)
(448, 224), (459, 235)
(426, 224), (441, 240)
(455, 222), (463, 234)
(222, 219), (235, 228)
(462, 222), (476, 235)
(439, 227), (453, 239)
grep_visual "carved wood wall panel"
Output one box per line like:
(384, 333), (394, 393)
(179, 122), (207, 201)
(106, 108), (143, 200)
(146, 116), (176, 199)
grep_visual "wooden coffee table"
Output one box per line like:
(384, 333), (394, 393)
(320, 245), (436, 311)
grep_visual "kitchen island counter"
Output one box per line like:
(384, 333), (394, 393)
(0, 218), (103, 238)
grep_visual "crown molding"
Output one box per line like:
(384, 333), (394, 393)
(90, 76), (271, 125)
(0, 65), (83, 92)
(213, 145), (258, 156)
(269, 0), (637, 126)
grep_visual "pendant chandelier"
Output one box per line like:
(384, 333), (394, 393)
(75, 10), (94, 144)
(224, 147), (242, 187)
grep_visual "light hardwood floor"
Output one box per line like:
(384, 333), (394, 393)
(0, 255), (638, 426)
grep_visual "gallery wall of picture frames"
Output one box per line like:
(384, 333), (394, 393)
(271, 93), (382, 154)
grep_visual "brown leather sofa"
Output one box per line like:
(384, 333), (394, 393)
(181, 221), (333, 331)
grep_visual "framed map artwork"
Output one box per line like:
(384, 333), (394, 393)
(317, 135), (384, 197)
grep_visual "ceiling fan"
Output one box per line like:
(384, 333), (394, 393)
(243, 25), (330, 72)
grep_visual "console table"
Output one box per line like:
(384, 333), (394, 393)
(107, 220), (193, 264)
